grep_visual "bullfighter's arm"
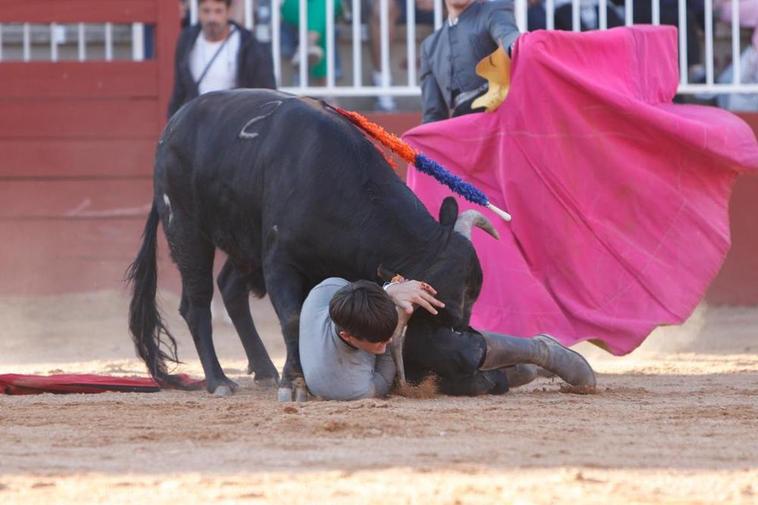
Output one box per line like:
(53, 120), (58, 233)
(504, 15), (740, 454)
(486, 1), (521, 55)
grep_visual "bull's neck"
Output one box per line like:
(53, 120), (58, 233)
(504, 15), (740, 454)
(344, 188), (449, 282)
(360, 230), (446, 281)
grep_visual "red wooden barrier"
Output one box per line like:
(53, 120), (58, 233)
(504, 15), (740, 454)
(2, 63), (159, 99)
(0, 0), (178, 177)
(0, 1), (159, 23)
(705, 113), (758, 305)
(0, 0), (179, 296)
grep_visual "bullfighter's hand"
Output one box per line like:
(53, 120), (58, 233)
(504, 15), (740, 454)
(385, 280), (445, 316)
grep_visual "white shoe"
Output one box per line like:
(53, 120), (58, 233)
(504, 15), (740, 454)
(291, 44), (323, 68)
(372, 71), (396, 111)
(375, 94), (396, 112)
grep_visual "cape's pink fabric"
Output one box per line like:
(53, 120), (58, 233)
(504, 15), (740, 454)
(405, 26), (758, 355)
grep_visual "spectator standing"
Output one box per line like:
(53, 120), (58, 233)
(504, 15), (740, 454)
(626, 0), (701, 69)
(168, 0), (276, 118)
(419, 0), (520, 123)
(280, 0), (344, 85)
(524, 0), (701, 82)
(370, 0), (436, 111)
(551, 0), (623, 31)
(526, 0), (547, 31)
(716, 0), (758, 110)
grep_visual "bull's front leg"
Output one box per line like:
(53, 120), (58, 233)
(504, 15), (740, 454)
(263, 267), (308, 402)
(216, 259), (279, 387)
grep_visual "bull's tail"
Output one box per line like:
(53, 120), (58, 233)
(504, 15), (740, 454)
(125, 202), (195, 390)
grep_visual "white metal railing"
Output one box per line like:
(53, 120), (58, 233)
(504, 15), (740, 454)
(4, 1), (758, 98)
(188, 0), (758, 98)
(0, 23), (152, 62)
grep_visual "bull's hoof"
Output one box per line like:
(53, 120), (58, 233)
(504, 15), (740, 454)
(278, 376), (307, 402)
(294, 384), (308, 402)
(277, 386), (293, 402)
(213, 384), (235, 397)
(292, 377), (308, 402)
(208, 377), (239, 397)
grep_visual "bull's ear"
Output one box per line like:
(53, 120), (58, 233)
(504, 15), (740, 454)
(438, 197), (459, 227)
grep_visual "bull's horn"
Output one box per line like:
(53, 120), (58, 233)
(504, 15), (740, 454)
(454, 210), (500, 241)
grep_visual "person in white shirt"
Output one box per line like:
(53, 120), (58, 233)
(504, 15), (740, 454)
(168, 0), (276, 118)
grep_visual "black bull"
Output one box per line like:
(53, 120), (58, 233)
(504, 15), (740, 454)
(127, 89), (508, 398)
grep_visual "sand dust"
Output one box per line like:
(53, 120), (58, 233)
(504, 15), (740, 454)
(1, 290), (756, 504)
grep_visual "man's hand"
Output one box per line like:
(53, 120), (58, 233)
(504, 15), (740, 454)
(385, 280), (445, 316)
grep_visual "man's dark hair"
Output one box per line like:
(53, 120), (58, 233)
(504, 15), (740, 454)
(329, 280), (398, 343)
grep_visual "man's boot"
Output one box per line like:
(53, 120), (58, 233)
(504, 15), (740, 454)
(480, 333), (596, 388)
(502, 364), (557, 388)
(502, 364), (540, 388)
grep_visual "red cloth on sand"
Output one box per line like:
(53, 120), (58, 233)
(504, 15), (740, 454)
(0, 373), (203, 395)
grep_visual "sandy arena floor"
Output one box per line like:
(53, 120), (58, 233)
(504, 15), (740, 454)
(1, 290), (756, 504)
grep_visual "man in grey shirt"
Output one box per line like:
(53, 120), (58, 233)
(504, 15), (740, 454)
(299, 278), (596, 401)
(299, 277), (444, 400)
(420, 0), (521, 123)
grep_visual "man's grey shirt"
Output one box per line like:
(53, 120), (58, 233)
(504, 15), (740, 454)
(299, 278), (396, 401)
(420, 0), (520, 123)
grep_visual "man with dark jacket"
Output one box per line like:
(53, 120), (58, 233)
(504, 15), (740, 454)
(168, 0), (276, 118)
(420, 0), (520, 123)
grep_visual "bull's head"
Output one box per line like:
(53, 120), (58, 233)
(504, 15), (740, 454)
(383, 197), (499, 387)
(418, 197), (499, 329)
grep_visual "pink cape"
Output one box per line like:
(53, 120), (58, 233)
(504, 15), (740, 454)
(404, 26), (758, 355)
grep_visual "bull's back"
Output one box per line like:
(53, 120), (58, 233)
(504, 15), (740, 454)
(154, 89), (391, 266)
(159, 88), (295, 182)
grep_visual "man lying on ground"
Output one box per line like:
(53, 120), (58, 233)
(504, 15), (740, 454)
(299, 277), (596, 400)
